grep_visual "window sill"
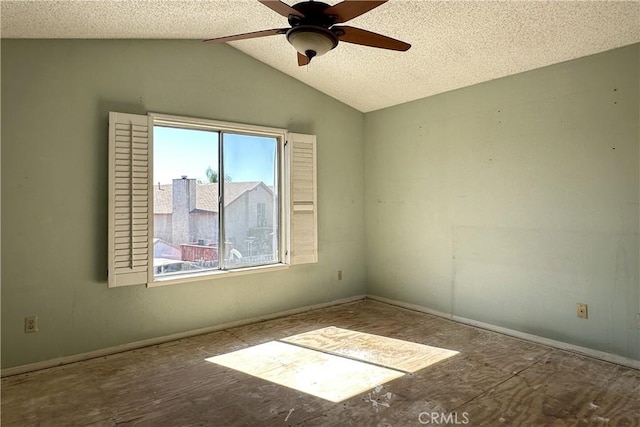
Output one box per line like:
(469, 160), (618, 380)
(147, 263), (290, 288)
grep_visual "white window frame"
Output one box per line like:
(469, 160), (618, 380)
(107, 112), (317, 288)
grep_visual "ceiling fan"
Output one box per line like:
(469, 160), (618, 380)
(203, 0), (411, 66)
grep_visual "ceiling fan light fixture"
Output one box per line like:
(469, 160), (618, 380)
(286, 26), (338, 60)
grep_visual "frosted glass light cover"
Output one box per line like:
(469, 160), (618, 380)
(287, 28), (336, 57)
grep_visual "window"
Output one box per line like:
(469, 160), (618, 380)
(152, 123), (279, 277)
(257, 202), (267, 227)
(107, 112), (317, 287)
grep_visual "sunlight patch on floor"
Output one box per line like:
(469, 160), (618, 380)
(206, 341), (404, 402)
(282, 326), (459, 373)
(205, 327), (459, 402)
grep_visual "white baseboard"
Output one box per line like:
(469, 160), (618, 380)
(1, 294), (367, 378)
(366, 294), (640, 370)
(5, 293), (637, 377)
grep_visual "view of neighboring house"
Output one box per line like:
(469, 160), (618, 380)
(154, 178), (276, 269)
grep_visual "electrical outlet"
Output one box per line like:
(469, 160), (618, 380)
(24, 316), (38, 333)
(577, 303), (588, 319)
(337, 270), (343, 281)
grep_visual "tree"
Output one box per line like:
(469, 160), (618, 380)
(205, 167), (232, 183)
(205, 166), (218, 183)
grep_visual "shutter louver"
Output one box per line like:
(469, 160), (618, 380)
(289, 133), (318, 265)
(108, 112), (150, 287)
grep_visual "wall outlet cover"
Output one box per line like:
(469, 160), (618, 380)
(24, 316), (38, 333)
(577, 303), (588, 319)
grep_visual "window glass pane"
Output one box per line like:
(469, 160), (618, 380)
(223, 133), (279, 268)
(153, 126), (219, 278)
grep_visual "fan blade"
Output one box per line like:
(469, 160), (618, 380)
(258, 0), (304, 18)
(203, 28), (288, 43)
(297, 52), (310, 66)
(335, 26), (411, 51)
(324, 1), (387, 23)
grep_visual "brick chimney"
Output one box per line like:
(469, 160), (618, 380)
(172, 177), (196, 245)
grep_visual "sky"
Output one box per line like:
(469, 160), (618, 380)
(153, 126), (278, 186)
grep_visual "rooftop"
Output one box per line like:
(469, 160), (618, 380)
(154, 181), (271, 214)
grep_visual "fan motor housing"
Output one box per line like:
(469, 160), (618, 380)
(289, 1), (336, 28)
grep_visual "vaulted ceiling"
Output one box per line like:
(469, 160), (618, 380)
(2, 0), (639, 112)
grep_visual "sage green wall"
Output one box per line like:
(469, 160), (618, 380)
(365, 44), (640, 361)
(1, 40), (366, 369)
(3, 40), (638, 370)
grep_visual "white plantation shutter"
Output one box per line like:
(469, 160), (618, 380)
(289, 133), (318, 264)
(108, 112), (150, 287)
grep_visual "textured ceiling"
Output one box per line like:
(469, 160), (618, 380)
(2, 0), (639, 112)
